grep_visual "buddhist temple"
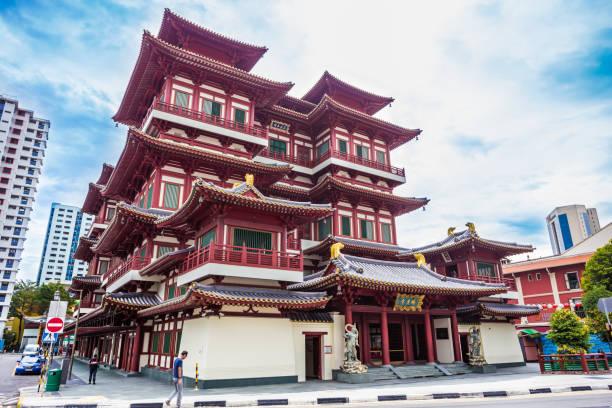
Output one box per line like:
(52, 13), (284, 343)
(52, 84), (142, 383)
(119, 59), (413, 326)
(67, 9), (539, 386)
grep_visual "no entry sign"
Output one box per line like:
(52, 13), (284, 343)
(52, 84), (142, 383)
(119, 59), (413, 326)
(46, 317), (64, 333)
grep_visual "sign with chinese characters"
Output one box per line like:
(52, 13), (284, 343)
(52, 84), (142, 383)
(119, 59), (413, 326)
(270, 119), (290, 133)
(393, 294), (425, 312)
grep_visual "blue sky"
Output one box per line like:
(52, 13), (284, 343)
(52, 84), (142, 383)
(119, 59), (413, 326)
(0, 0), (610, 281)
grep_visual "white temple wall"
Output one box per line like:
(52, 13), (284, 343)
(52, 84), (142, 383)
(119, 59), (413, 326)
(434, 317), (454, 363)
(479, 321), (524, 364)
(291, 321), (334, 381)
(180, 316), (297, 381)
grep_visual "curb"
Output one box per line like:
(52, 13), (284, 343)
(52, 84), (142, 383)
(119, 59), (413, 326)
(15, 383), (612, 408)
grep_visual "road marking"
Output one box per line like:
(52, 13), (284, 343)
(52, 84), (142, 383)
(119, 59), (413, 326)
(11, 364), (17, 376)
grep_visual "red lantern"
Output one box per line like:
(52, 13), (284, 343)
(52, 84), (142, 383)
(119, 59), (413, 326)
(564, 303), (570, 308)
(576, 303), (582, 308)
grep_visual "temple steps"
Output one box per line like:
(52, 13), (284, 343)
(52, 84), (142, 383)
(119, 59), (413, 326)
(439, 362), (473, 375)
(364, 367), (399, 381)
(392, 364), (445, 378)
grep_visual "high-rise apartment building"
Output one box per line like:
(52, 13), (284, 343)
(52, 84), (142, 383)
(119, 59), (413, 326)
(0, 95), (49, 338)
(547, 204), (601, 255)
(36, 203), (94, 285)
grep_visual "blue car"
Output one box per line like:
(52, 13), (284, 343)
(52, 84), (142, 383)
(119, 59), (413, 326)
(15, 355), (43, 375)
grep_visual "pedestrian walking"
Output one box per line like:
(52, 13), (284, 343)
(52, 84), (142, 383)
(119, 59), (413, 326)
(88, 354), (99, 384)
(166, 350), (188, 407)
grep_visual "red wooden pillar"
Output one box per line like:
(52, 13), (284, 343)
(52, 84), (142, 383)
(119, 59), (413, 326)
(280, 226), (287, 252)
(363, 315), (371, 365)
(467, 255), (475, 278)
(450, 309), (462, 362)
(345, 301), (353, 326)
(130, 324), (143, 372)
(424, 308), (435, 363)
(404, 317), (414, 362)
(332, 210), (339, 236)
(352, 206), (359, 239)
(391, 220), (398, 245)
(381, 308), (391, 366)
(216, 216), (225, 245)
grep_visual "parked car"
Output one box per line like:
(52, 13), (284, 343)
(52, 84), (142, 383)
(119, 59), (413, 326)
(15, 355), (43, 375)
(22, 344), (40, 356)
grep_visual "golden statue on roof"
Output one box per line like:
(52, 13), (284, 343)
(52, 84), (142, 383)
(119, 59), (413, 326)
(245, 174), (254, 186)
(466, 222), (476, 233)
(447, 227), (456, 236)
(414, 253), (426, 268)
(331, 242), (344, 259)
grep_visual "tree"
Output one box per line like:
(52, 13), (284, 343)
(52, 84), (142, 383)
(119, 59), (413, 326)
(35, 282), (76, 314)
(547, 308), (592, 353)
(582, 286), (612, 314)
(9, 280), (38, 317)
(582, 239), (612, 291)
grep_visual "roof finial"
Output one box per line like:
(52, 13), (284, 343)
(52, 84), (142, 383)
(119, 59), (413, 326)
(245, 174), (254, 186)
(447, 227), (456, 237)
(331, 242), (344, 259)
(414, 253), (426, 268)
(466, 222), (476, 233)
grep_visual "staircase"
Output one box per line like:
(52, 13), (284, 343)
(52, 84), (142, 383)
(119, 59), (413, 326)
(439, 362), (473, 375)
(392, 364), (445, 378)
(365, 366), (400, 381)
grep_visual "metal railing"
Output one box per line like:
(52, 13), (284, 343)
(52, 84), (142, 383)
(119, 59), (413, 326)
(104, 256), (151, 286)
(146, 98), (267, 139)
(179, 243), (303, 274)
(258, 148), (406, 177)
(538, 352), (610, 374)
(456, 273), (516, 290)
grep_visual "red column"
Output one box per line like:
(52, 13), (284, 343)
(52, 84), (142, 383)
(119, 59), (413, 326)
(216, 217), (225, 245)
(129, 324), (142, 372)
(352, 206), (359, 239)
(404, 317), (414, 362)
(450, 309), (462, 362)
(381, 308), (391, 365)
(467, 255), (475, 278)
(345, 301), (353, 326)
(280, 226), (287, 252)
(332, 210), (339, 236)
(363, 317), (371, 365)
(424, 308), (435, 363)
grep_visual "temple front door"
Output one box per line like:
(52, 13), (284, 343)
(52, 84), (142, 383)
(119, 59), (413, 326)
(305, 335), (322, 379)
(388, 323), (404, 363)
(411, 323), (427, 361)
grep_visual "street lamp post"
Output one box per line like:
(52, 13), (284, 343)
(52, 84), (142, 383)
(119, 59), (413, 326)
(68, 289), (83, 380)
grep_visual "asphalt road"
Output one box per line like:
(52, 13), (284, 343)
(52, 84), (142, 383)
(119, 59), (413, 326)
(0, 352), (40, 401)
(340, 391), (612, 408)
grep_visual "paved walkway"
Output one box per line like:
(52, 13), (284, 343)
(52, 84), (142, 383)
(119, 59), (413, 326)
(17, 360), (612, 407)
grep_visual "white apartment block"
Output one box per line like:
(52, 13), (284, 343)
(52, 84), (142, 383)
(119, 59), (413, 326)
(36, 203), (94, 285)
(0, 95), (49, 338)
(547, 204), (601, 255)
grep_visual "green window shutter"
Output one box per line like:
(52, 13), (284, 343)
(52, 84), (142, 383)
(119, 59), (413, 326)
(376, 151), (386, 164)
(180, 286), (186, 296)
(202, 99), (212, 114)
(140, 246), (147, 258)
(338, 140), (347, 153)
(152, 333), (159, 353)
(98, 260), (109, 275)
(270, 139), (287, 154)
(168, 286), (175, 299)
(317, 142), (329, 158)
(232, 228), (272, 250)
(163, 332), (171, 354)
(176, 331), (182, 354)
(146, 188), (153, 209)
(158, 245), (174, 257)
(360, 220), (374, 239)
(139, 196), (144, 208)
(341, 216), (351, 236)
(175, 91), (189, 108)
(318, 217), (332, 240)
(356, 145), (369, 159)
(211, 101), (221, 117)
(163, 183), (179, 209)
(200, 229), (216, 248)
(381, 224), (392, 243)
(105, 340), (110, 354)
(234, 108), (246, 124)
(477, 262), (495, 277)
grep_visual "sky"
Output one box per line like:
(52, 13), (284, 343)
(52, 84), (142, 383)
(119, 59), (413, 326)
(0, 0), (610, 282)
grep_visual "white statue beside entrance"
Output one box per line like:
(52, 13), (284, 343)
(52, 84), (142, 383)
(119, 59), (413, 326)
(341, 324), (368, 374)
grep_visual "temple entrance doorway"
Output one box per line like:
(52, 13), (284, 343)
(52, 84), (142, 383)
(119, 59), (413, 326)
(389, 323), (404, 363)
(411, 323), (427, 361)
(305, 335), (322, 379)
(460, 333), (470, 363)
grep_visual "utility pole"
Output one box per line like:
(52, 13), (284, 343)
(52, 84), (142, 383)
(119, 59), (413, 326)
(68, 289), (82, 380)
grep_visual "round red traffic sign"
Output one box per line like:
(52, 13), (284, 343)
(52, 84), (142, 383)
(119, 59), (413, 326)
(46, 317), (64, 333)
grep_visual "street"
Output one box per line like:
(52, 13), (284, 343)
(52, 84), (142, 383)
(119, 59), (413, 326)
(0, 353), (40, 401)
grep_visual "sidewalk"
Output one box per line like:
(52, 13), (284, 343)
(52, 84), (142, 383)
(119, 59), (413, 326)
(17, 361), (612, 407)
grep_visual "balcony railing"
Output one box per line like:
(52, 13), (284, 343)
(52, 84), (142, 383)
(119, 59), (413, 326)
(258, 148), (405, 177)
(456, 273), (516, 290)
(179, 243), (303, 275)
(287, 236), (301, 250)
(104, 256), (151, 286)
(146, 98), (267, 139)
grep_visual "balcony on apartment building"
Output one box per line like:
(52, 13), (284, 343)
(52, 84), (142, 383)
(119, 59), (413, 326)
(142, 98), (268, 144)
(258, 147), (406, 179)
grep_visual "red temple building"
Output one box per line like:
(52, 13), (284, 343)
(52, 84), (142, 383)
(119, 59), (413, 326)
(67, 9), (539, 386)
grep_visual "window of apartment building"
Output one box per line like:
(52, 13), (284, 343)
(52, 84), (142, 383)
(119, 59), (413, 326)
(376, 151), (386, 164)
(269, 139), (286, 154)
(174, 91), (189, 108)
(11, 238), (18, 246)
(202, 99), (221, 117)
(3, 272), (10, 279)
(0, 188), (5, 194)
(30, 159), (36, 166)
(38, 123), (45, 129)
(316, 141), (329, 158)
(477, 262), (495, 277)
(17, 110), (25, 116)
(2, 167), (10, 174)
(536, 272), (541, 280)
(318, 217), (332, 240)
(21, 198), (27, 205)
(32, 150), (38, 157)
(381, 223), (392, 243)
(355, 145), (369, 159)
(27, 168), (34, 175)
(23, 188), (29, 195)
(234, 108), (246, 124)
(11, 129), (20, 135)
(565, 272), (580, 290)
(15, 119), (23, 126)
(0, 178), (9, 184)
(527, 274), (533, 282)
(6, 260), (13, 268)
(341, 216), (351, 236)
(360, 219), (374, 240)
(25, 178), (32, 185)
(162, 183), (180, 209)
(7, 148), (16, 154)
(3, 158), (13, 164)
(338, 139), (347, 153)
